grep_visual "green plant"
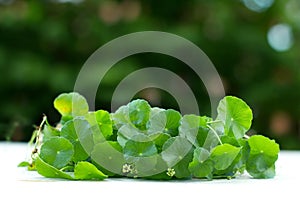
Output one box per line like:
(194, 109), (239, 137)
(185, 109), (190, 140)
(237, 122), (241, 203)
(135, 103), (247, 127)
(19, 92), (280, 180)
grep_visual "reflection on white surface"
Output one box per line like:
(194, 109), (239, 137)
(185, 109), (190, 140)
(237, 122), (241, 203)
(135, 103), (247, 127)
(267, 23), (294, 52)
(242, 0), (274, 12)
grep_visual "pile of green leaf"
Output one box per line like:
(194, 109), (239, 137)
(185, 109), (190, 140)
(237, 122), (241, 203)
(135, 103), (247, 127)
(20, 92), (280, 180)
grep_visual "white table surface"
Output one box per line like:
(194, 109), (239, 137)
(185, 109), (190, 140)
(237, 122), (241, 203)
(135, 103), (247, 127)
(0, 141), (299, 208)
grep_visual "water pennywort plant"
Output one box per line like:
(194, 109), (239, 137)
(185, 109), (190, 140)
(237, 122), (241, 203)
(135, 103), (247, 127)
(19, 92), (280, 180)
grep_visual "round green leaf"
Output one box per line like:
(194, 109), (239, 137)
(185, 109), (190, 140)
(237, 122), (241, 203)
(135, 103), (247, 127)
(40, 137), (74, 169)
(124, 140), (157, 158)
(179, 115), (201, 145)
(112, 105), (130, 129)
(123, 140), (158, 175)
(128, 99), (151, 130)
(216, 96), (253, 138)
(161, 136), (193, 168)
(160, 135), (194, 179)
(188, 147), (214, 179)
(248, 135), (280, 160)
(61, 118), (94, 162)
(210, 143), (241, 170)
(91, 141), (125, 176)
(148, 110), (167, 134)
(246, 135), (279, 178)
(164, 109), (181, 136)
(53, 92), (89, 118)
(179, 115), (212, 147)
(117, 124), (145, 141)
(85, 110), (113, 139)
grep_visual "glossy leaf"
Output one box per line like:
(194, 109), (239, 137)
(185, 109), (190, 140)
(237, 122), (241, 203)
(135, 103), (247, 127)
(35, 156), (73, 180)
(148, 109), (167, 134)
(117, 124), (144, 141)
(42, 124), (60, 143)
(91, 141), (125, 176)
(161, 136), (193, 168)
(85, 110), (113, 139)
(220, 135), (240, 147)
(53, 92), (89, 118)
(149, 132), (170, 153)
(246, 135), (279, 178)
(39, 137), (74, 169)
(22, 93), (280, 181)
(123, 140), (158, 176)
(128, 99), (151, 130)
(61, 118), (94, 162)
(188, 147), (214, 179)
(216, 96), (253, 138)
(149, 109), (181, 136)
(210, 144), (241, 170)
(179, 115), (212, 147)
(74, 161), (107, 180)
(112, 105), (130, 129)
(172, 148), (194, 179)
(123, 140), (157, 158)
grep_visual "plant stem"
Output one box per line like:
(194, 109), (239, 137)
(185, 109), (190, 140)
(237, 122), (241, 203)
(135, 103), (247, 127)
(207, 120), (222, 124)
(33, 115), (47, 152)
(244, 134), (250, 139)
(207, 124), (223, 145)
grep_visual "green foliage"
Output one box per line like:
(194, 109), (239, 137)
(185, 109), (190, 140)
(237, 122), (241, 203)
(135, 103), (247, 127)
(188, 147), (213, 179)
(61, 118), (94, 162)
(124, 140), (157, 158)
(20, 92), (280, 181)
(54, 92), (89, 123)
(39, 137), (74, 169)
(91, 141), (125, 176)
(35, 156), (74, 180)
(1, 0), (299, 150)
(210, 144), (241, 170)
(85, 110), (113, 139)
(217, 96), (253, 138)
(74, 161), (107, 180)
(246, 135), (280, 178)
(42, 124), (60, 143)
(129, 99), (151, 130)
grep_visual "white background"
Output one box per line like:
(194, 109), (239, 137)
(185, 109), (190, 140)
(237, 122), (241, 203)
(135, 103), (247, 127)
(0, 142), (299, 208)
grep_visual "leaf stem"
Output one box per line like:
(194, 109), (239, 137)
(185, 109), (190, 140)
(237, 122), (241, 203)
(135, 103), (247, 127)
(244, 134), (250, 139)
(207, 124), (223, 145)
(33, 115), (47, 153)
(207, 120), (222, 124)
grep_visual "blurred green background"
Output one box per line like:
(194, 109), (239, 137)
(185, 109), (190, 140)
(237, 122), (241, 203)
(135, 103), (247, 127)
(0, 0), (299, 149)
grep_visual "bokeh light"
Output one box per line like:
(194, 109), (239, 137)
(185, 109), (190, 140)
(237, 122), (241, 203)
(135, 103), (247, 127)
(242, 0), (274, 12)
(267, 23), (294, 52)
(0, 0), (299, 148)
(53, 0), (83, 4)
